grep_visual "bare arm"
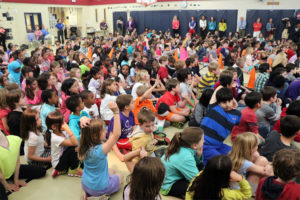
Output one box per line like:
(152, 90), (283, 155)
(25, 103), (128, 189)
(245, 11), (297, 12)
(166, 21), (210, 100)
(1, 117), (9, 131)
(27, 146), (51, 162)
(60, 123), (78, 147)
(102, 102), (121, 154)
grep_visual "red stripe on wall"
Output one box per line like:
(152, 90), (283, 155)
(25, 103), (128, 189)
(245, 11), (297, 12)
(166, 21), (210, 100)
(2, 0), (198, 5)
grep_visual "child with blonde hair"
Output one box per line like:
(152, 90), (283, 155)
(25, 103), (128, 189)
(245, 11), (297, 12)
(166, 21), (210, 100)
(229, 132), (273, 193)
(131, 69), (150, 100)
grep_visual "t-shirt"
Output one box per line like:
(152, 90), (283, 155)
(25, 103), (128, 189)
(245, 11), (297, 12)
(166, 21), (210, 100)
(156, 91), (180, 110)
(40, 103), (56, 133)
(100, 94), (117, 121)
(7, 111), (23, 137)
(0, 108), (10, 135)
(107, 111), (135, 139)
(24, 131), (45, 162)
(0, 135), (22, 179)
(51, 132), (68, 168)
(180, 82), (192, 100)
(88, 78), (101, 98)
(158, 66), (169, 81)
(201, 103), (241, 146)
(81, 144), (109, 191)
(260, 130), (293, 162)
(132, 97), (156, 124)
(231, 107), (259, 141)
(131, 82), (144, 100)
(79, 64), (90, 75)
(239, 160), (254, 178)
(83, 104), (99, 120)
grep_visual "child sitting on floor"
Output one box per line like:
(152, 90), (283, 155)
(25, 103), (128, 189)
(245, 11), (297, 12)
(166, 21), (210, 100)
(132, 81), (158, 124)
(156, 79), (190, 124)
(256, 86), (282, 138)
(123, 157), (165, 200)
(0, 88), (10, 135)
(124, 109), (156, 172)
(231, 91), (264, 141)
(66, 95), (90, 141)
(40, 89), (59, 133)
(79, 102), (124, 198)
(260, 115), (300, 162)
(80, 90), (100, 119)
(177, 68), (197, 109)
(46, 111), (81, 178)
(107, 94), (135, 162)
(256, 148), (300, 199)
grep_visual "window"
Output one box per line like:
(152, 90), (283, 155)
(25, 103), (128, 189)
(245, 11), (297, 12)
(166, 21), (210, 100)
(24, 13), (42, 33)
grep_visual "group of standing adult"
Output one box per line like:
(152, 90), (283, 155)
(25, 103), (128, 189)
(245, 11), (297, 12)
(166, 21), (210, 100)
(172, 15), (228, 38)
(116, 17), (136, 36)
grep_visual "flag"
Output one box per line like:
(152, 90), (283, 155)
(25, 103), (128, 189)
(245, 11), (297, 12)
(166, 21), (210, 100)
(108, 48), (114, 59)
(174, 49), (178, 61)
(87, 46), (92, 60)
(247, 67), (256, 89)
(218, 53), (224, 69)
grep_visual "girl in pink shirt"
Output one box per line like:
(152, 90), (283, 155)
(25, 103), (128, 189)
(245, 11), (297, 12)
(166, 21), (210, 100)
(0, 88), (10, 135)
(172, 16), (180, 36)
(25, 77), (42, 105)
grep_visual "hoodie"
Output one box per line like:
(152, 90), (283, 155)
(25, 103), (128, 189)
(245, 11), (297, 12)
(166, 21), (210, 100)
(8, 61), (21, 86)
(69, 111), (90, 141)
(129, 126), (155, 163)
(256, 176), (300, 200)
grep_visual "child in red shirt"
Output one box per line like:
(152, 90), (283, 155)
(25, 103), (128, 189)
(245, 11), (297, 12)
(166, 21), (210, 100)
(158, 56), (171, 83)
(256, 148), (300, 200)
(156, 79), (190, 122)
(231, 91), (264, 141)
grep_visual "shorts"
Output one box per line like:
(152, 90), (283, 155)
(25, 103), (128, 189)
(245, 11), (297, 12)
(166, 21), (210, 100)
(82, 174), (120, 197)
(158, 108), (181, 121)
(116, 138), (132, 151)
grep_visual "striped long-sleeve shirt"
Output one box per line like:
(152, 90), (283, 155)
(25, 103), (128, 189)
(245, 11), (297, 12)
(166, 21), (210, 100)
(197, 71), (217, 95)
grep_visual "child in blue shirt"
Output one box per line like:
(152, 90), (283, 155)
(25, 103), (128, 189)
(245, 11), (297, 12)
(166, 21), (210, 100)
(201, 87), (241, 165)
(40, 89), (59, 132)
(66, 95), (90, 141)
(79, 102), (123, 197)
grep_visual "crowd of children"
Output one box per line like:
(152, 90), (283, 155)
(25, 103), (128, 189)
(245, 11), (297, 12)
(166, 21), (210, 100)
(1, 23), (300, 200)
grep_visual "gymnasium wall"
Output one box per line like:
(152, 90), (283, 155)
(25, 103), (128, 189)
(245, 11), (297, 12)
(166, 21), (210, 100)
(0, 0), (299, 45)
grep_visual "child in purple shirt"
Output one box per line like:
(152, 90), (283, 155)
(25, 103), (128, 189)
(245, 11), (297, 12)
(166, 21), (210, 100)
(107, 94), (136, 161)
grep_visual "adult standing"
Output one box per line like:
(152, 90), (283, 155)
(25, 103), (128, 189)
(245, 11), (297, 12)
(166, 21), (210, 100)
(63, 17), (68, 40)
(0, 27), (7, 51)
(55, 19), (64, 44)
(126, 17), (136, 36)
(253, 18), (262, 38)
(199, 15), (207, 39)
(238, 17), (246, 38)
(189, 16), (196, 37)
(218, 18), (227, 38)
(116, 17), (124, 36)
(266, 18), (276, 37)
(208, 17), (216, 35)
(172, 16), (180, 36)
(100, 19), (108, 37)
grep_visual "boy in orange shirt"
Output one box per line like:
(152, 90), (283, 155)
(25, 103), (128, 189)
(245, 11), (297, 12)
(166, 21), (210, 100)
(132, 79), (160, 124)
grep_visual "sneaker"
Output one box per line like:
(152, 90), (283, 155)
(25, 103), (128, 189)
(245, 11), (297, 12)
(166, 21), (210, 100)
(52, 169), (67, 178)
(68, 168), (83, 177)
(171, 121), (185, 129)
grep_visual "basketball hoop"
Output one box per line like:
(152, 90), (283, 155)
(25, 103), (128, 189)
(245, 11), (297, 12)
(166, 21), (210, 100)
(136, 0), (157, 7)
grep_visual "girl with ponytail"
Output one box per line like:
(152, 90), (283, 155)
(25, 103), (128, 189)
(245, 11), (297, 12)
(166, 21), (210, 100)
(45, 111), (81, 178)
(161, 127), (204, 199)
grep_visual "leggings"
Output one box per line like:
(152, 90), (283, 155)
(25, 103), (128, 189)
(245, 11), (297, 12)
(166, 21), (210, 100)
(55, 147), (79, 171)
(2, 165), (46, 198)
